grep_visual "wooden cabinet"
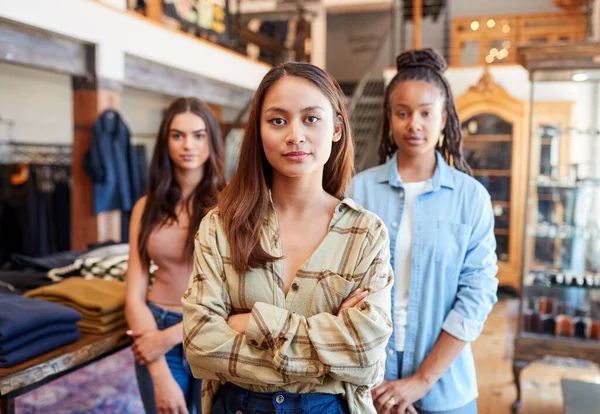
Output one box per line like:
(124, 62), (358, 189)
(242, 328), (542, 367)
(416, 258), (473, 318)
(450, 11), (586, 67)
(457, 69), (529, 290)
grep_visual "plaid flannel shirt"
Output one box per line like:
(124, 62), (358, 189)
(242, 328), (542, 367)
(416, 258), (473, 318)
(182, 197), (393, 414)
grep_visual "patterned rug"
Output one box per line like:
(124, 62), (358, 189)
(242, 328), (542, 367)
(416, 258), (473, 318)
(16, 348), (144, 413)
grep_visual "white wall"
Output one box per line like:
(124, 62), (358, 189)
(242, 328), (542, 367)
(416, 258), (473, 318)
(121, 87), (175, 161)
(327, 11), (452, 83)
(0, 0), (270, 90)
(326, 11), (392, 82)
(121, 87), (173, 138)
(445, 65), (530, 99)
(0, 62), (72, 144)
(450, 0), (559, 17)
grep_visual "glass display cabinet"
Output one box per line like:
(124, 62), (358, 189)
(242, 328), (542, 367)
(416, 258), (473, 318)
(512, 42), (600, 413)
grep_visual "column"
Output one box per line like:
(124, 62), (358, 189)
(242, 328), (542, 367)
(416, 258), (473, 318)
(71, 76), (122, 250)
(310, 6), (327, 69)
(413, 0), (422, 49)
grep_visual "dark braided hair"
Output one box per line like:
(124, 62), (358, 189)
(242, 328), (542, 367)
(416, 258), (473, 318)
(378, 48), (472, 175)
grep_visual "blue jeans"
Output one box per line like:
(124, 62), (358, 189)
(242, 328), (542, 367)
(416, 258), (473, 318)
(134, 302), (202, 414)
(396, 352), (477, 414)
(212, 382), (349, 414)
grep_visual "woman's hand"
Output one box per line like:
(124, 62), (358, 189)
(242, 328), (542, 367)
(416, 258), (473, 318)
(227, 313), (251, 334)
(337, 288), (370, 316)
(128, 330), (173, 366)
(153, 374), (190, 414)
(371, 376), (432, 414)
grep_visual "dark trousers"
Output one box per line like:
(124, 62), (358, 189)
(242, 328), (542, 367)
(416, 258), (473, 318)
(212, 382), (349, 414)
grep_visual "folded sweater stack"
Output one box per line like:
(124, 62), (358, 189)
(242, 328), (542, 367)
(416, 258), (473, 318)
(0, 294), (81, 367)
(25, 278), (126, 334)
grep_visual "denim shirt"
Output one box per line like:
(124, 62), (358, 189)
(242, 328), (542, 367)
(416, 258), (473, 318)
(348, 151), (498, 411)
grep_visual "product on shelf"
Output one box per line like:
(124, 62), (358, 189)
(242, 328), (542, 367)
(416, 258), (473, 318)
(555, 315), (574, 337)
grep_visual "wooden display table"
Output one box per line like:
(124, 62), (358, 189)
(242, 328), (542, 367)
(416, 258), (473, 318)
(0, 329), (131, 414)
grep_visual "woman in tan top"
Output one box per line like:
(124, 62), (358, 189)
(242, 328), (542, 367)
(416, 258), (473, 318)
(182, 62), (393, 414)
(125, 97), (226, 414)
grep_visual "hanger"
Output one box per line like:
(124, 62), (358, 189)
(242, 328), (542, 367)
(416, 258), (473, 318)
(105, 95), (118, 119)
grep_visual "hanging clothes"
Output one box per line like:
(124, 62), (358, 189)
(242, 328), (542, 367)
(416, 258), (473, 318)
(83, 109), (142, 215)
(0, 164), (72, 265)
(0, 164), (33, 263)
(28, 165), (71, 257)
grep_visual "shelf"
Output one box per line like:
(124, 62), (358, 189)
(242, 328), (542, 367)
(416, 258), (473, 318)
(527, 224), (597, 240)
(529, 232), (594, 240)
(518, 332), (600, 346)
(491, 198), (510, 204)
(495, 228), (510, 236)
(528, 265), (564, 273)
(524, 283), (600, 291)
(531, 178), (600, 189)
(524, 270), (599, 291)
(464, 134), (513, 142)
(514, 334), (600, 366)
(473, 170), (512, 177)
(538, 195), (555, 201)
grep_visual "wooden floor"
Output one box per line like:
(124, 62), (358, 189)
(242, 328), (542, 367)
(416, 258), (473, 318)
(473, 299), (600, 414)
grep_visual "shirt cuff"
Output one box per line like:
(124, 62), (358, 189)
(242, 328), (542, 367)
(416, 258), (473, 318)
(246, 302), (290, 349)
(441, 309), (483, 342)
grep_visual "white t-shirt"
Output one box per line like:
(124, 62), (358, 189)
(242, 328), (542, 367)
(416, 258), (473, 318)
(394, 179), (433, 351)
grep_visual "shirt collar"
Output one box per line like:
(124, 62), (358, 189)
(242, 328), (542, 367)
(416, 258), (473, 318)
(339, 196), (362, 212)
(376, 150), (455, 190)
(267, 189), (361, 215)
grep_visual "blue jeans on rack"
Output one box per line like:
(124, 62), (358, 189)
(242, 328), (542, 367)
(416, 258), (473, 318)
(212, 382), (349, 414)
(134, 302), (201, 414)
(396, 351), (478, 414)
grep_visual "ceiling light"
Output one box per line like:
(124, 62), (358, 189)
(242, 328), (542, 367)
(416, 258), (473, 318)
(470, 21), (479, 30)
(485, 55), (494, 64)
(502, 24), (510, 33)
(487, 19), (496, 28)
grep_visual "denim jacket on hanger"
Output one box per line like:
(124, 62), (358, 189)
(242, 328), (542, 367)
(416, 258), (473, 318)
(83, 110), (142, 214)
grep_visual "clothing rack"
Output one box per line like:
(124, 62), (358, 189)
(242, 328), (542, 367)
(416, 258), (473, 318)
(0, 141), (72, 165)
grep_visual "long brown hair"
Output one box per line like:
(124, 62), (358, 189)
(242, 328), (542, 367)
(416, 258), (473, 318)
(219, 62), (354, 274)
(379, 48), (471, 175)
(138, 97), (226, 268)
